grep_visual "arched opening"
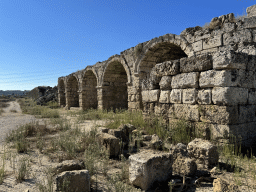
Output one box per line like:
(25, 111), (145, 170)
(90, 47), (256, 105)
(102, 61), (128, 111)
(59, 79), (66, 107)
(67, 76), (79, 107)
(82, 70), (98, 110)
(139, 42), (188, 80)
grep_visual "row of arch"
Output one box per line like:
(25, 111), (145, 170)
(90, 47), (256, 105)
(58, 35), (193, 111)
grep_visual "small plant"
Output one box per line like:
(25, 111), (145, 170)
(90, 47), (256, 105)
(15, 157), (30, 183)
(0, 147), (6, 184)
(37, 167), (54, 192)
(10, 109), (17, 113)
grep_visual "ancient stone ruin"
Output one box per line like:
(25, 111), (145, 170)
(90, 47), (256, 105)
(58, 5), (256, 148)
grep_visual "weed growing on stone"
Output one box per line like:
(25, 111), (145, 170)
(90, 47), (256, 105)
(36, 167), (55, 192)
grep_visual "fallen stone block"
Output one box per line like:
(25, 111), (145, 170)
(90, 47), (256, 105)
(129, 150), (172, 191)
(56, 170), (90, 192)
(53, 160), (83, 175)
(172, 155), (197, 176)
(187, 138), (219, 169)
(96, 133), (120, 158)
(213, 178), (240, 192)
(150, 134), (163, 150)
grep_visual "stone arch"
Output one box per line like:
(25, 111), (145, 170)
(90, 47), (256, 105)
(137, 41), (188, 79)
(102, 59), (128, 111)
(66, 75), (79, 108)
(101, 57), (131, 86)
(81, 69), (98, 110)
(58, 78), (66, 107)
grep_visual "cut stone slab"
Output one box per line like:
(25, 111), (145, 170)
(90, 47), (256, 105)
(172, 104), (200, 121)
(56, 170), (90, 192)
(187, 138), (219, 169)
(53, 160), (83, 175)
(159, 90), (170, 103)
(212, 87), (248, 105)
(96, 133), (120, 158)
(129, 150), (173, 191)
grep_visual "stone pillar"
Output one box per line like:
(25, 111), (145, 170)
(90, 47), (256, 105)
(96, 86), (104, 110)
(78, 90), (83, 110)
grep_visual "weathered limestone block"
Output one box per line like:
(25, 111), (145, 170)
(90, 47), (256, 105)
(192, 40), (203, 52)
(212, 87), (248, 105)
(180, 54), (212, 73)
(159, 76), (172, 90)
(187, 138), (219, 169)
(249, 89), (256, 104)
(56, 170), (90, 192)
(96, 133), (120, 158)
(199, 69), (239, 88)
(172, 104), (199, 121)
(171, 72), (199, 88)
(142, 90), (160, 102)
(159, 90), (170, 103)
(53, 160), (83, 175)
(247, 4), (256, 17)
(243, 16), (256, 29)
(239, 105), (256, 123)
(199, 105), (238, 125)
(222, 22), (235, 33)
(155, 60), (180, 76)
(129, 151), (173, 191)
(212, 50), (247, 70)
(203, 35), (222, 49)
(197, 89), (212, 104)
(182, 88), (197, 104)
(169, 89), (182, 104)
(233, 29), (252, 43)
(172, 155), (197, 176)
(128, 102), (141, 109)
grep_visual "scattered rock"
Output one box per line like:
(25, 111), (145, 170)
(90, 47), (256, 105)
(96, 133), (120, 158)
(56, 170), (90, 192)
(129, 150), (173, 191)
(187, 138), (219, 169)
(150, 134), (163, 150)
(213, 177), (240, 192)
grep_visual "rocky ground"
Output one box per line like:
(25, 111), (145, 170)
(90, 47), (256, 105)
(0, 100), (256, 192)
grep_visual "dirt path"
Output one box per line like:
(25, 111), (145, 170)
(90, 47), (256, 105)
(0, 101), (36, 144)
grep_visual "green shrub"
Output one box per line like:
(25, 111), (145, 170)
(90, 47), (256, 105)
(15, 157), (30, 183)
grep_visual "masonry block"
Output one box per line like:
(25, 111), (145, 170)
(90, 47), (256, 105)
(171, 104), (200, 121)
(171, 72), (199, 88)
(182, 88), (197, 104)
(170, 89), (182, 103)
(199, 105), (238, 125)
(212, 87), (248, 105)
(249, 89), (256, 104)
(197, 89), (212, 104)
(239, 105), (256, 123)
(159, 76), (172, 90)
(159, 90), (170, 103)
(203, 35), (222, 49)
(199, 69), (239, 88)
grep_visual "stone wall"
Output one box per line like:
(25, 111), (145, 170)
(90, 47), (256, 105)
(141, 51), (256, 147)
(58, 5), (256, 147)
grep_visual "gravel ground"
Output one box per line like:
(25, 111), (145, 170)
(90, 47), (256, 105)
(0, 101), (37, 144)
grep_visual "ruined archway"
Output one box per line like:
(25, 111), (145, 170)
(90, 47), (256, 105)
(139, 42), (188, 80)
(102, 61), (128, 111)
(66, 75), (79, 108)
(58, 79), (66, 107)
(82, 70), (98, 110)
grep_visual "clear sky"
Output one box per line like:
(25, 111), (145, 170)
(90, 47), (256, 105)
(0, 0), (254, 91)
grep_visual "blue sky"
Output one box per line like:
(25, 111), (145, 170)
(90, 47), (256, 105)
(0, 0), (254, 91)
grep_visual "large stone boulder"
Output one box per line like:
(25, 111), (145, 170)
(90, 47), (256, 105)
(56, 170), (90, 192)
(96, 133), (120, 158)
(129, 150), (173, 191)
(187, 138), (219, 169)
(213, 178), (240, 192)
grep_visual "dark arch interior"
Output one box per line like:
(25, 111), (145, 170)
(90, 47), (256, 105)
(67, 76), (79, 107)
(102, 61), (128, 111)
(59, 79), (66, 106)
(82, 70), (98, 110)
